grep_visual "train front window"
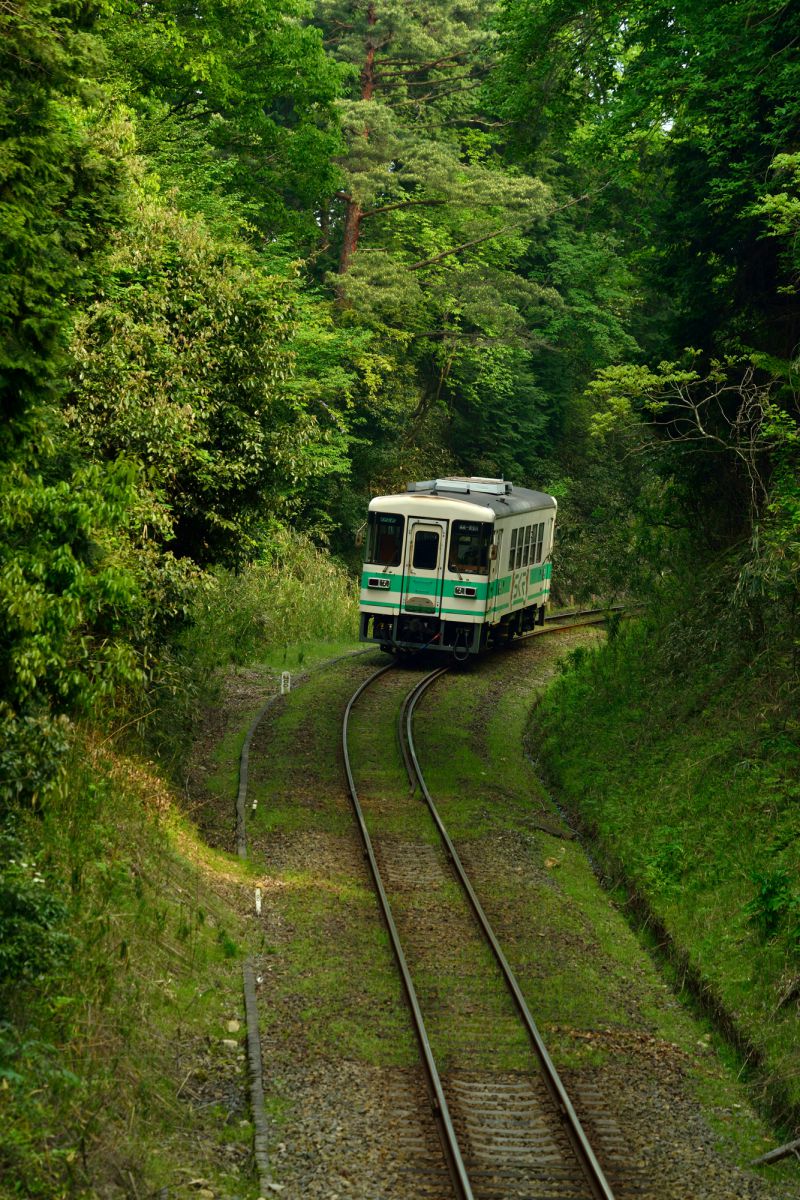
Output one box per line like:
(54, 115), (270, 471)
(366, 512), (404, 566)
(449, 521), (490, 575)
(413, 530), (440, 570)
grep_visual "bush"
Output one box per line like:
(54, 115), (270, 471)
(0, 829), (73, 990)
(744, 867), (800, 949)
(178, 526), (359, 670)
(146, 526), (359, 769)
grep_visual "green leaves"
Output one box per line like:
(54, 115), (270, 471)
(102, 0), (344, 242)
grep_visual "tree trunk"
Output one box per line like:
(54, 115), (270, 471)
(338, 3), (376, 277)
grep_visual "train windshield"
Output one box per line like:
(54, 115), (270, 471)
(365, 512), (404, 566)
(448, 521), (491, 575)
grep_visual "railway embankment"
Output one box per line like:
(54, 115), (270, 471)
(531, 613), (800, 1137)
(0, 730), (259, 1199)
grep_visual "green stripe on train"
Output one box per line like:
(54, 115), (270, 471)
(361, 562), (550, 597)
(360, 573), (489, 600)
(362, 590), (549, 614)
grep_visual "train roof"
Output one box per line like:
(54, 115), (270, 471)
(374, 477), (557, 518)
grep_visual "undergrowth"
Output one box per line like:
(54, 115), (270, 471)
(532, 576), (800, 1119)
(0, 737), (256, 1199)
(0, 528), (358, 1195)
(147, 527), (359, 772)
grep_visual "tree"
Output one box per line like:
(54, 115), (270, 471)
(492, 0), (800, 574)
(312, 0), (561, 490)
(101, 0), (344, 243)
(0, 0), (128, 436)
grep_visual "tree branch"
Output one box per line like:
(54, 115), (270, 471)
(360, 198), (448, 218)
(375, 51), (468, 69)
(397, 79), (486, 105)
(407, 187), (605, 271)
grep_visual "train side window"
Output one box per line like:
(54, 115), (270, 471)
(366, 512), (404, 566)
(515, 527), (524, 569)
(449, 520), (490, 575)
(413, 530), (440, 570)
(535, 522), (545, 562)
(508, 528), (517, 571)
(523, 525), (532, 566)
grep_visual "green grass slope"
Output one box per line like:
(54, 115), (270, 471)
(532, 616), (800, 1125)
(0, 737), (259, 1200)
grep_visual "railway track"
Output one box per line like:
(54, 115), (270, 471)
(342, 644), (619, 1200)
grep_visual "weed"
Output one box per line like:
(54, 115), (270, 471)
(744, 868), (799, 945)
(217, 929), (239, 958)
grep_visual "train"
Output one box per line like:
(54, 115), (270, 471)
(358, 477), (557, 657)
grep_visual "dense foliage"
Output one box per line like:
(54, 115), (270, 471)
(3, 0), (800, 1188)
(2, 0), (798, 793)
(2, 0), (798, 939)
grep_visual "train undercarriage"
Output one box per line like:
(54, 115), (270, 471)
(360, 604), (546, 657)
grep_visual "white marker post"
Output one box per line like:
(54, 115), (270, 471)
(280, 671), (291, 695)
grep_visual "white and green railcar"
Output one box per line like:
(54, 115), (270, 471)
(359, 477), (557, 656)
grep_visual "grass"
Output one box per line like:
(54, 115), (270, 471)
(241, 653), (420, 1069)
(531, 616), (800, 1167)
(147, 530), (360, 774)
(247, 655), (383, 837)
(259, 638), (365, 673)
(182, 531), (359, 670)
(0, 737), (260, 1200)
(161, 617), (799, 1189)
(260, 871), (416, 1066)
(407, 630), (800, 1180)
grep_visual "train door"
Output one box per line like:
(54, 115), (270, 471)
(402, 519), (447, 616)
(488, 527), (503, 621)
(511, 522), (529, 613)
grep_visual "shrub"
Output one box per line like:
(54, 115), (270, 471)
(744, 867), (799, 947)
(177, 526), (359, 670)
(0, 828), (73, 993)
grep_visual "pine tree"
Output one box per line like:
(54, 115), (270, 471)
(314, 0), (557, 480)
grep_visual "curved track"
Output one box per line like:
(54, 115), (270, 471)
(343, 647), (617, 1200)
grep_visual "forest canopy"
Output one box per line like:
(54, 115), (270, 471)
(1, 0), (799, 801)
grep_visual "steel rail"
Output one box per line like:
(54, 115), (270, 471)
(490, 603), (635, 656)
(342, 664), (475, 1200)
(402, 670), (617, 1200)
(543, 603), (629, 624)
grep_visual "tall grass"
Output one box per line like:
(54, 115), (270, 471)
(533, 602), (800, 1119)
(181, 526), (359, 669)
(0, 738), (252, 1198)
(146, 527), (359, 769)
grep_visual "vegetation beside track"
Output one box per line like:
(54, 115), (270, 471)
(0, 735), (259, 1199)
(533, 606), (800, 1133)
(0, 548), (358, 1199)
(245, 656), (419, 1067)
(231, 629), (797, 1194)
(412, 633), (798, 1184)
